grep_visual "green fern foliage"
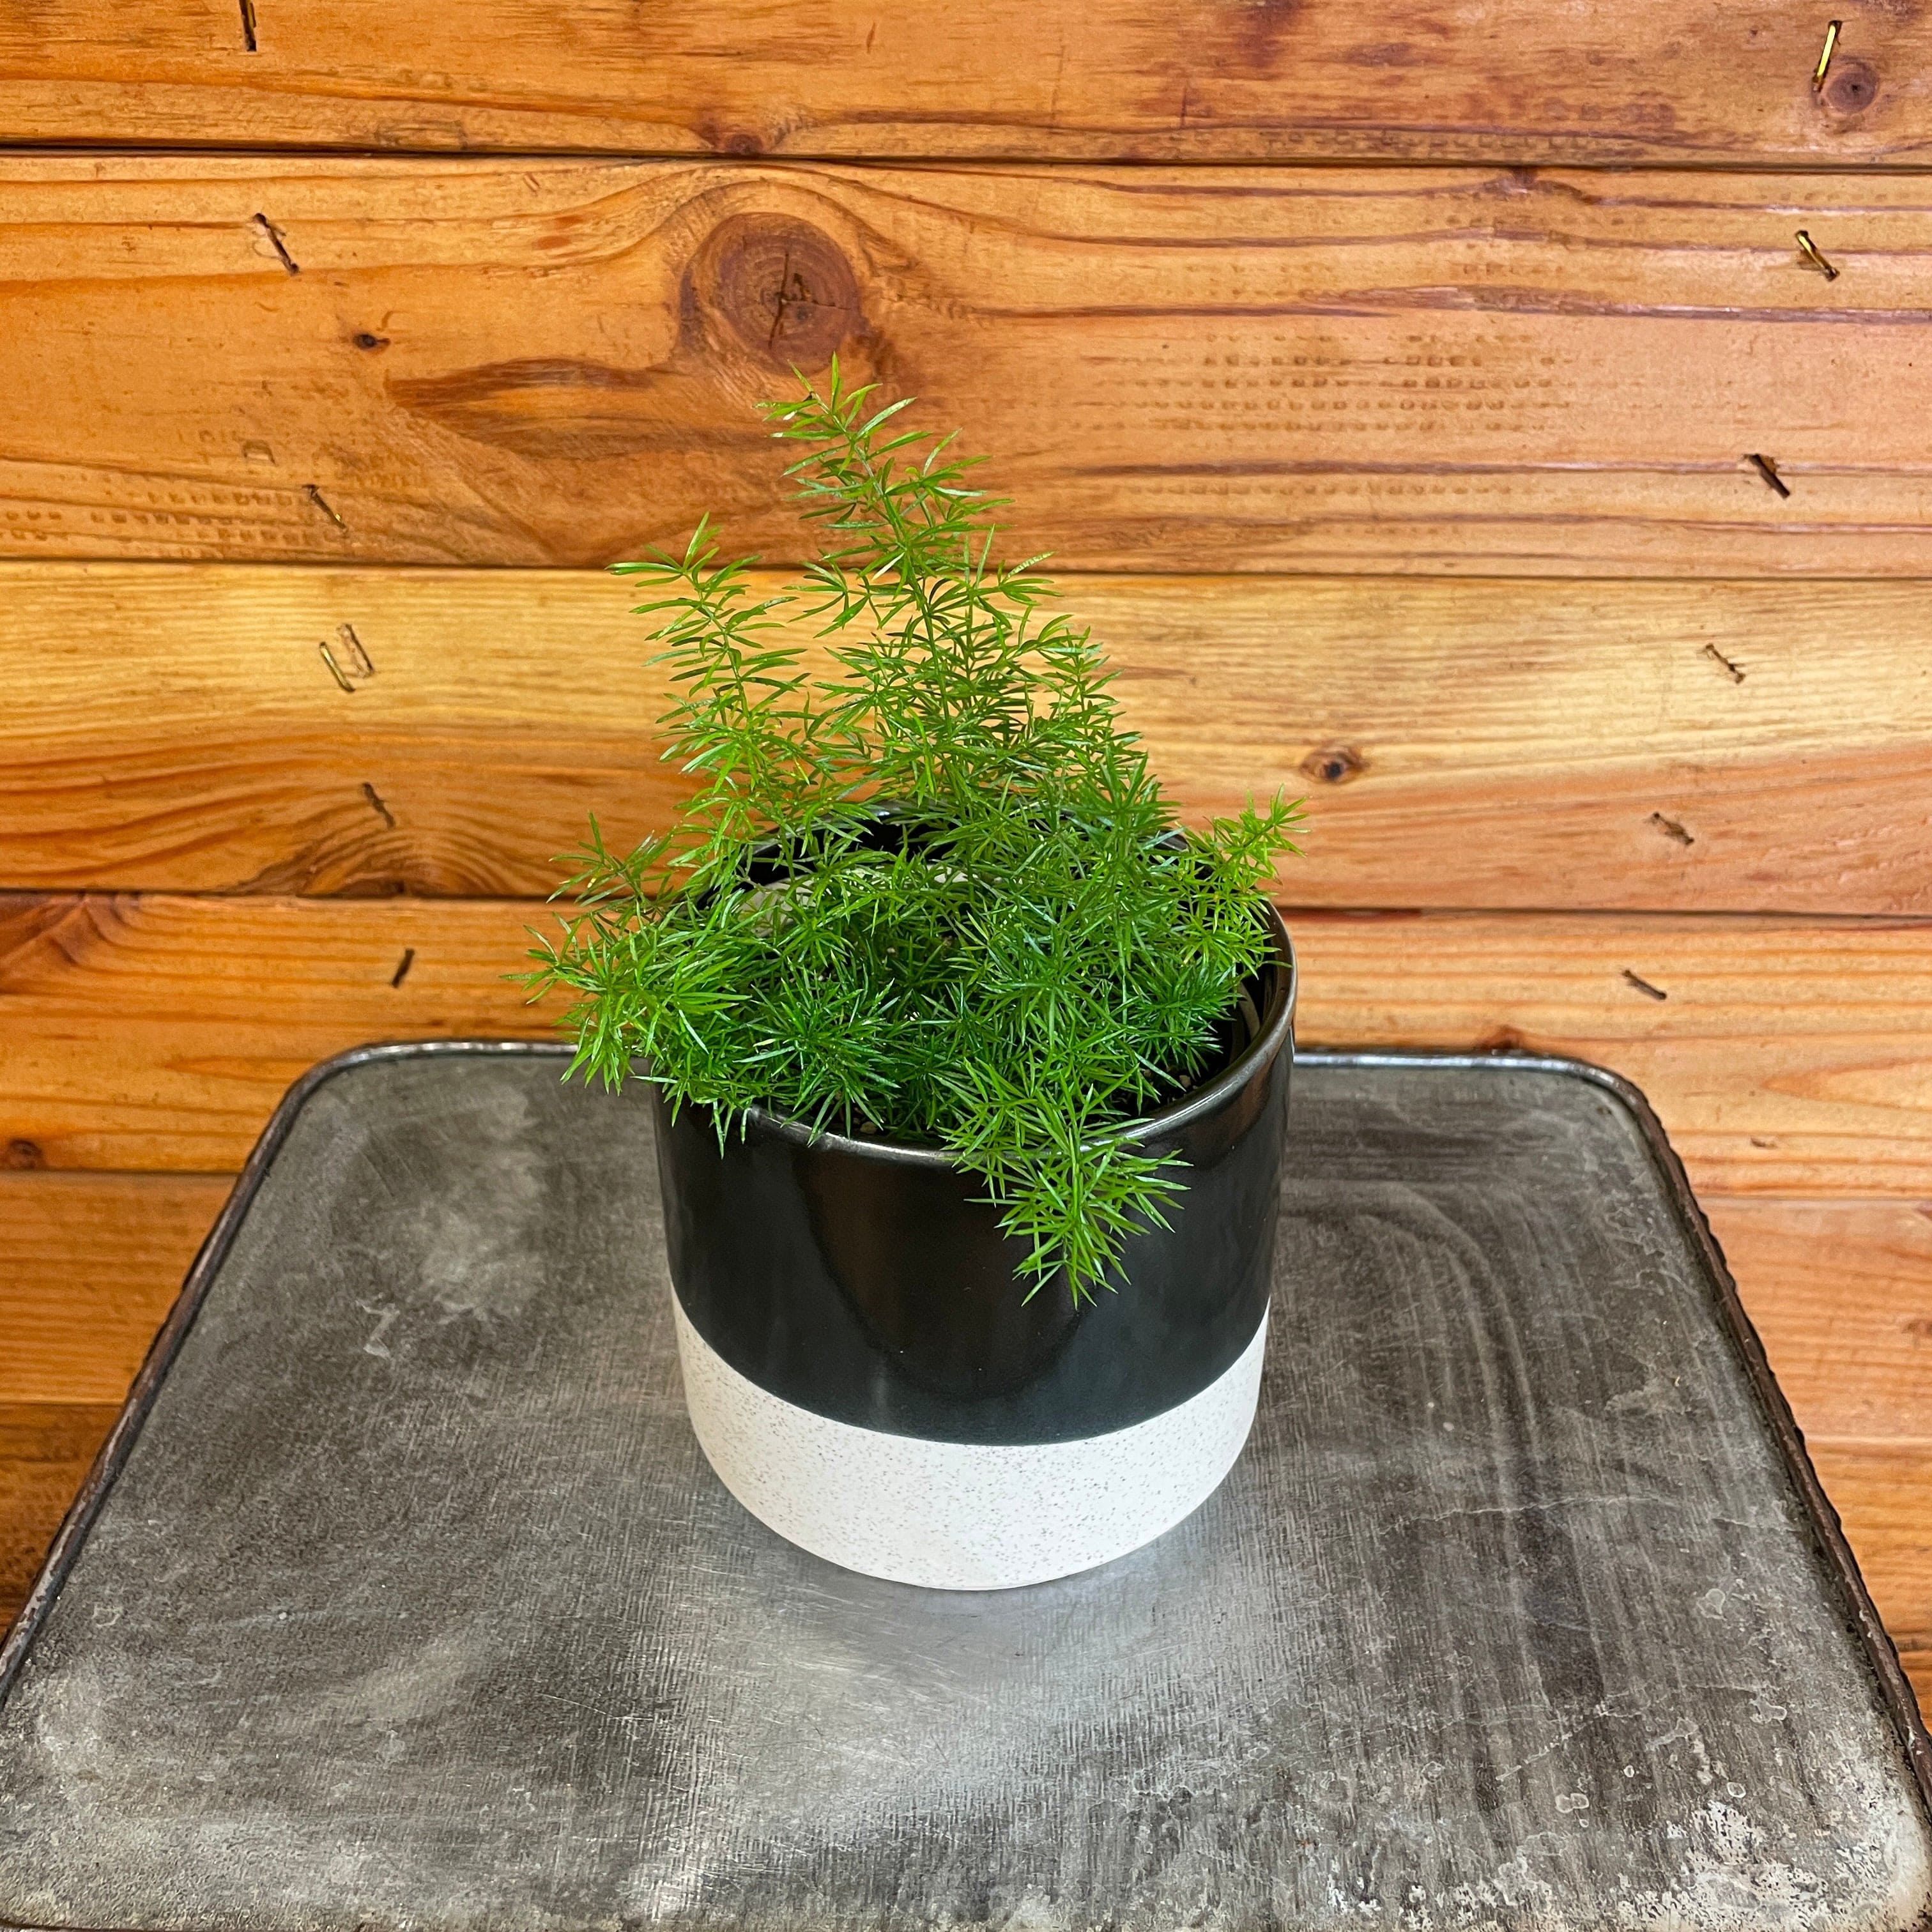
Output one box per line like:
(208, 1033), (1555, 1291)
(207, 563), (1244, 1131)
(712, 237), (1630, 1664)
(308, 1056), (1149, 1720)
(532, 365), (1303, 1300)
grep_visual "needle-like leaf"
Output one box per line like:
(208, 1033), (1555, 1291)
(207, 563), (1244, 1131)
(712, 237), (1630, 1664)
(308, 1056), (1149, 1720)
(528, 363), (1303, 1300)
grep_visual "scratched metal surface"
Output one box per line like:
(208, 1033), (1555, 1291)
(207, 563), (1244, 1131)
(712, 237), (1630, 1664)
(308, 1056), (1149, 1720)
(1, 1048), (1928, 1932)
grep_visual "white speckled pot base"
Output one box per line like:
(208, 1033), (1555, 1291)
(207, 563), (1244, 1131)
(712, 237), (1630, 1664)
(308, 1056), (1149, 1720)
(673, 1302), (1269, 1590)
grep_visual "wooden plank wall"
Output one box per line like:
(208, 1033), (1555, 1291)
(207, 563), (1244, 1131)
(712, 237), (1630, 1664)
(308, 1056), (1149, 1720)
(6, 161), (1932, 574)
(1, 5), (1928, 1709)
(1, 3), (1927, 161)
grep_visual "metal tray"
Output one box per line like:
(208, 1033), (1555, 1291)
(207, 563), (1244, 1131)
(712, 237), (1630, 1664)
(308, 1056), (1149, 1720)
(2, 1044), (1928, 1932)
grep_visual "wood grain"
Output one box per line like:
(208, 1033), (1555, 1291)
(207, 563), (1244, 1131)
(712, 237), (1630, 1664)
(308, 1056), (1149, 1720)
(1807, 1441), (1932, 1712)
(0, 894), (561, 1174)
(0, 1), (1925, 165)
(6, 160), (1932, 574)
(2, 893), (1930, 1191)
(1712, 1199), (1932, 1443)
(1294, 910), (1932, 1196)
(0, 1404), (117, 1630)
(5, 564), (1931, 912)
(0, 1173), (231, 1403)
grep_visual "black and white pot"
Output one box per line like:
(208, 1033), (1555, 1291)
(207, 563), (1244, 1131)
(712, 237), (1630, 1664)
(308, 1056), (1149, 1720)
(650, 907), (1295, 1591)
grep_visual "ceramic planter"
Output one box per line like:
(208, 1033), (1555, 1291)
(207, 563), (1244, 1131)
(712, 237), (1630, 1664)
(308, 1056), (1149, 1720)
(650, 905), (1295, 1591)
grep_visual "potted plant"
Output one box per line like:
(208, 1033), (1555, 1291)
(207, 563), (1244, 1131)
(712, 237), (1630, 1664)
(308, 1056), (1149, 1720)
(535, 367), (1301, 1590)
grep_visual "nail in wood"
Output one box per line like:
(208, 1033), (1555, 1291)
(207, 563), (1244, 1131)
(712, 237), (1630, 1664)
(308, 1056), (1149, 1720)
(252, 212), (298, 275)
(1795, 231), (1839, 280)
(319, 642), (355, 693)
(1746, 453), (1791, 498)
(304, 483), (346, 530)
(1702, 643), (1747, 684)
(336, 622), (374, 678)
(1813, 19), (1841, 88)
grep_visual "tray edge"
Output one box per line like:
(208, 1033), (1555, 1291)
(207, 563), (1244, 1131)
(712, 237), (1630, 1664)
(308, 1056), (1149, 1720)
(1300, 1046), (1932, 1836)
(0, 1039), (572, 1711)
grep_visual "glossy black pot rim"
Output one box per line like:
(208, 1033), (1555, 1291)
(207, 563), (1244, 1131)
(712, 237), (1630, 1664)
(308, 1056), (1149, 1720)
(730, 902), (1296, 1170)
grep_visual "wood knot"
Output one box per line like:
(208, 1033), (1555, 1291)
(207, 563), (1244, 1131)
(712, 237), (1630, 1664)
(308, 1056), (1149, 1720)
(1299, 742), (1367, 785)
(696, 119), (769, 156)
(3, 1137), (45, 1169)
(1820, 57), (1879, 114)
(684, 215), (864, 372)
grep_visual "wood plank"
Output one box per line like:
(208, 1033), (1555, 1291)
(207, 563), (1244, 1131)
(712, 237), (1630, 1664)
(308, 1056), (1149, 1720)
(5, 564), (1932, 913)
(1712, 1199), (1932, 1443)
(6, 160), (1932, 575)
(0, 1403), (117, 1631)
(1292, 910), (1932, 1196)
(3, 894), (1931, 1190)
(0, 894), (561, 1174)
(1807, 1441), (1932, 1716)
(0, 1172), (231, 1404)
(0, 1), (1926, 165)
(5, 1172), (1922, 1432)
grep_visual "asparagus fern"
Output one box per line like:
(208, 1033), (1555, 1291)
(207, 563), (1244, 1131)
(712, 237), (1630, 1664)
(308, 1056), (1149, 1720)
(532, 366), (1301, 1300)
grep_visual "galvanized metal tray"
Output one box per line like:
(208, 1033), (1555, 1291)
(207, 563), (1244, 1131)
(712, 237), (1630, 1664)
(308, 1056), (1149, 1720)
(2, 1043), (1929, 1932)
